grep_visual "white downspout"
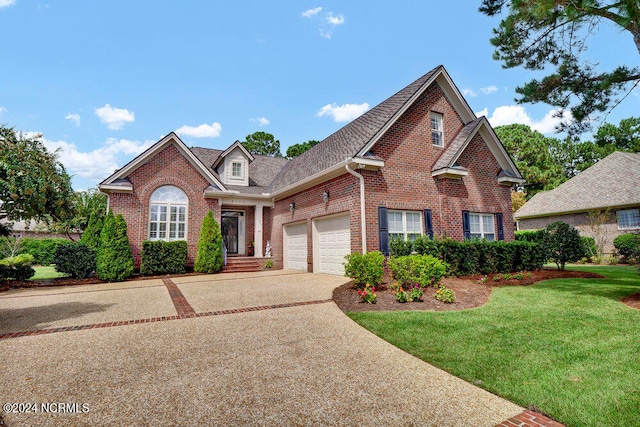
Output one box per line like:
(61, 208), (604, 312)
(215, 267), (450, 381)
(346, 163), (367, 254)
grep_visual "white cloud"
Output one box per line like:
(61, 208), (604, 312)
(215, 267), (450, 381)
(481, 105), (573, 134)
(250, 117), (270, 126)
(461, 88), (477, 97)
(30, 133), (154, 183)
(0, 0), (16, 8)
(0, 106), (6, 115)
(301, 7), (322, 17)
(326, 13), (344, 25)
(175, 122), (222, 138)
(65, 113), (81, 126)
(480, 85), (498, 95)
(317, 102), (369, 122)
(95, 104), (135, 130)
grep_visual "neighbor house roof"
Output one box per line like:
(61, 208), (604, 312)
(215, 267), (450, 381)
(514, 151), (640, 219)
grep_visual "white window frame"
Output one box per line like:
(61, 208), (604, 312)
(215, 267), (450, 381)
(469, 213), (495, 241)
(388, 210), (422, 241)
(231, 161), (242, 178)
(617, 208), (640, 230)
(431, 112), (444, 147)
(149, 185), (188, 241)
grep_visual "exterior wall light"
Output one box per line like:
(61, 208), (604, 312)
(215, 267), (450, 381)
(289, 202), (295, 212)
(322, 191), (329, 203)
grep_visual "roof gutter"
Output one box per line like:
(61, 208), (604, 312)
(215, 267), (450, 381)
(346, 163), (367, 254)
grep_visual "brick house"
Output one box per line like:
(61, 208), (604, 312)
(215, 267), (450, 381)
(99, 65), (523, 274)
(515, 151), (640, 255)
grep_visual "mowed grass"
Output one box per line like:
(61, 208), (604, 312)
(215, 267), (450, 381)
(348, 265), (640, 427)
(29, 265), (67, 280)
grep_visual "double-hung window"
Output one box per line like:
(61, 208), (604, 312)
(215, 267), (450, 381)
(617, 208), (640, 230)
(149, 185), (188, 241)
(388, 210), (422, 241)
(431, 112), (443, 146)
(231, 162), (242, 178)
(469, 213), (495, 241)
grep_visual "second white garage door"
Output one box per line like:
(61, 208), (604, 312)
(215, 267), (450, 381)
(313, 214), (351, 275)
(283, 223), (308, 271)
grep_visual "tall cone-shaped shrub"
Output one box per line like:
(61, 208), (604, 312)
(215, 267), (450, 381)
(80, 211), (103, 251)
(194, 210), (223, 273)
(96, 210), (134, 281)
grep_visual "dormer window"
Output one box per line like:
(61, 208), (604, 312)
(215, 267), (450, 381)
(431, 112), (443, 146)
(232, 162), (242, 178)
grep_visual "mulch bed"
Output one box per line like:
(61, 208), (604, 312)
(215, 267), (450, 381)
(333, 269), (604, 312)
(621, 293), (640, 310)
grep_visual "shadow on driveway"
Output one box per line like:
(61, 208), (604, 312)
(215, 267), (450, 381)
(0, 301), (115, 334)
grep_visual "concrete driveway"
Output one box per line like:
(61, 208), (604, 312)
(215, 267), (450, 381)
(0, 271), (523, 426)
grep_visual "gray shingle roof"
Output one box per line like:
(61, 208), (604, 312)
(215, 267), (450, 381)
(269, 65), (444, 192)
(432, 117), (483, 171)
(514, 151), (640, 218)
(191, 147), (289, 195)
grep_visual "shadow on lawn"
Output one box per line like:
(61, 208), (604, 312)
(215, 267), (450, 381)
(0, 301), (116, 334)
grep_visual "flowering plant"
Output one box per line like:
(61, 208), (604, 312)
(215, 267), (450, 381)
(408, 284), (424, 302)
(478, 276), (488, 285)
(357, 283), (377, 304)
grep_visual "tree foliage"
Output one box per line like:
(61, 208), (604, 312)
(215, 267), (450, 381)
(96, 210), (134, 282)
(194, 210), (223, 273)
(495, 124), (566, 196)
(286, 140), (320, 159)
(480, 1), (640, 134)
(241, 132), (283, 157)
(0, 126), (75, 226)
(544, 221), (585, 270)
(80, 211), (103, 251)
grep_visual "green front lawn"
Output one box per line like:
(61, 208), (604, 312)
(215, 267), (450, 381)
(348, 265), (640, 427)
(29, 265), (67, 280)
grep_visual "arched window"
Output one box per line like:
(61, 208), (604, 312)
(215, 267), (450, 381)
(149, 185), (188, 241)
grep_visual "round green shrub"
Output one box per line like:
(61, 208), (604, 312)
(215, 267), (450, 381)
(54, 242), (96, 278)
(344, 251), (385, 288)
(613, 233), (640, 258)
(0, 253), (35, 280)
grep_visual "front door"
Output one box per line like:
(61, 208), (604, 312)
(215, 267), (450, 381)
(221, 211), (244, 255)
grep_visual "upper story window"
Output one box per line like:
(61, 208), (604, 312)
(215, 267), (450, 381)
(149, 185), (188, 241)
(470, 213), (495, 241)
(231, 161), (242, 178)
(617, 208), (640, 230)
(431, 112), (443, 146)
(389, 210), (422, 241)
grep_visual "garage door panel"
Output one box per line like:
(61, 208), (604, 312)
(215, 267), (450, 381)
(284, 223), (307, 271)
(314, 215), (350, 275)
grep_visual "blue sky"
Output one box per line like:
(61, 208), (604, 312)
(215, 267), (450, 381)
(1, 1), (638, 190)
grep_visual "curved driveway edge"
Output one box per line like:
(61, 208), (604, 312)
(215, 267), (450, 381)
(1, 271), (523, 426)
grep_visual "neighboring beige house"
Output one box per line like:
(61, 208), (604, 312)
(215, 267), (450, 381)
(515, 151), (640, 255)
(0, 218), (78, 240)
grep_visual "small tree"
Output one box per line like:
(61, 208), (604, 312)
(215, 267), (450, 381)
(586, 208), (612, 258)
(96, 211), (134, 282)
(194, 211), (223, 273)
(545, 221), (585, 270)
(80, 211), (103, 251)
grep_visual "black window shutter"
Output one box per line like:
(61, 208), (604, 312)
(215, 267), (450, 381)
(378, 206), (389, 255)
(496, 212), (504, 241)
(424, 209), (433, 240)
(462, 210), (471, 240)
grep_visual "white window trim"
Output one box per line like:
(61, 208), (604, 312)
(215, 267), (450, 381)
(617, 208), (640, 230)
(431, 112), (444, 147)
(469, 213), (495, 241)
(148, 186), (188, 241)
(231, 161), (242, 178)
(388, 210), (422, 241)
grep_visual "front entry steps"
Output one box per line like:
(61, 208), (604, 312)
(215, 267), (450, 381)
(222, 257), (263, 273)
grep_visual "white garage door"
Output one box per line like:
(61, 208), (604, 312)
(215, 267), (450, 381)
(283, 223), (308, 271)
(314, 215), (351, 275)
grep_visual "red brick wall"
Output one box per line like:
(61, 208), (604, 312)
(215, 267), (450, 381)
(108, 143), (220, 267)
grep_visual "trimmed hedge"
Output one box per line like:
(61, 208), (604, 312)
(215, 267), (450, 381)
(614, 233), (640, 258)
(19, 238), (70, 265)
(140, 240), (188, 275)
(0, 253), (35, 280)
(54, 242), (96, 278)
(389, 235), (546, 276)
